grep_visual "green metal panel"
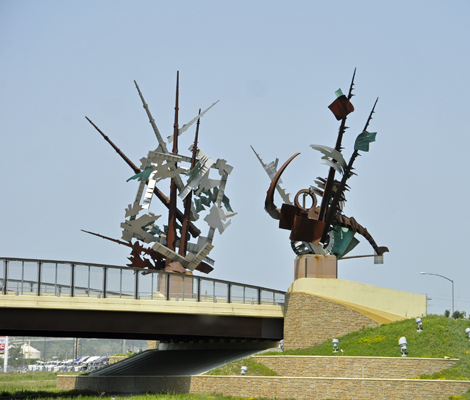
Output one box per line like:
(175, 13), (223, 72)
(354, 130), (377, 152)
(126, 167), (153, 182)
(342, 236), (360, 257)
(331, 226), (356, 259)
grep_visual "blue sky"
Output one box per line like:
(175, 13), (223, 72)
(1, 1), (469, 315)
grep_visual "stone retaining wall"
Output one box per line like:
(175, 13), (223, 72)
(284, 291), (379, 349)
(57, 375), (470, 400)
(57, 375), (191, 393)
(108, 356), (128, 365)
(254, 356), (459, 378)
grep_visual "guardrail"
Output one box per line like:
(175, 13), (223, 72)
(0, 258), (285, 305)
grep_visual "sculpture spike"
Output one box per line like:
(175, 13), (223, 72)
(347, 68), (357, 100)
(320, 69), (358, 221)
(85, 116), (140, 174)
(363, 97), (379, 132)
(179, 108), (201, 257)
(134, 80), (168, 152)
(166, 71), (180, 257)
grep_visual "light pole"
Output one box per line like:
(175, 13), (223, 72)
(420, 272), (454, 315)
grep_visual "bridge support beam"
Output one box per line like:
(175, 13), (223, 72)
(0, 307), (283, 342)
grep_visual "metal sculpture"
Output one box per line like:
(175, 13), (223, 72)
(83, 72), (236, 273)
(255, 70), (388, 263)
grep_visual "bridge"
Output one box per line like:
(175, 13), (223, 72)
(0, 258), (285, 345)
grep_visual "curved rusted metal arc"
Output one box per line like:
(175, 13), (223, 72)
(294, 189), (317, 213)
(264, 152), (300, 220)
(334, 214), (389, 256)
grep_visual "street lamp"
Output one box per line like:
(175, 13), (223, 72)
(420, 272), (454, 315)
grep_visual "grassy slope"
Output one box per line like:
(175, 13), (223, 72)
(205, 356), (279, 376)
(207, 315), (470, 399)
(264, 315), (470, 380)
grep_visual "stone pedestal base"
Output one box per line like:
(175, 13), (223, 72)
(294, 254), (337, 280)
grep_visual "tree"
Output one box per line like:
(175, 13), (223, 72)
(8, 346), (23, 367)
(444, 309), (450, 317)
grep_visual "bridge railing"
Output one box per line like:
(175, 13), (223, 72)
(0, 258), (285, 305)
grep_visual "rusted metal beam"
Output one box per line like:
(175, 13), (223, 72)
(265, 153), (300, 220)
(319, 69), (356, 222)
(166, 72), (180, 258)
(179, 109), (201, 256)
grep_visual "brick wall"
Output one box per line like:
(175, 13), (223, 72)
(254, 356), (459, 379)
(57, 375), (470, 399)
(284, 291), (379, 349)
(190, 376), (470, 400)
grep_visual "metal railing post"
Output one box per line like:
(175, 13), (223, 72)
(119, 269), (122, 298)
(197, 277), (201, 302)
(166, 273), (170, 301)
(21, 261), (24, 295)
(54, 263), (58, 295)
(87, 265), (91, 297)
(135, 270), (139, 300)
(257, 288), (261, 305)
(227, 283), (231, 304)
(103, 267), (107, 298)
(37, 261), (42, 296)
(71, 264), (75, 297)
(3, 260), (8, 295)
(182, 275), (185, 301)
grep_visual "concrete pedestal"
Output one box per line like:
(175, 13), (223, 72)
(294, 254), (337, 280)
(158, 273), (195, 299)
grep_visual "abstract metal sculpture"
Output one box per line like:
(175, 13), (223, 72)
(83, 72), (236, 273)
(255, 70), (388, 263)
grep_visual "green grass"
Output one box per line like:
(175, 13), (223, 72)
(0, 372), (60, 395)
(267, 315), (469, 359)
(205, 356), (279, 376)
(211, 316), (470, 381)
(0, 372), (284, 399)
(263, 314), (470, 381)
